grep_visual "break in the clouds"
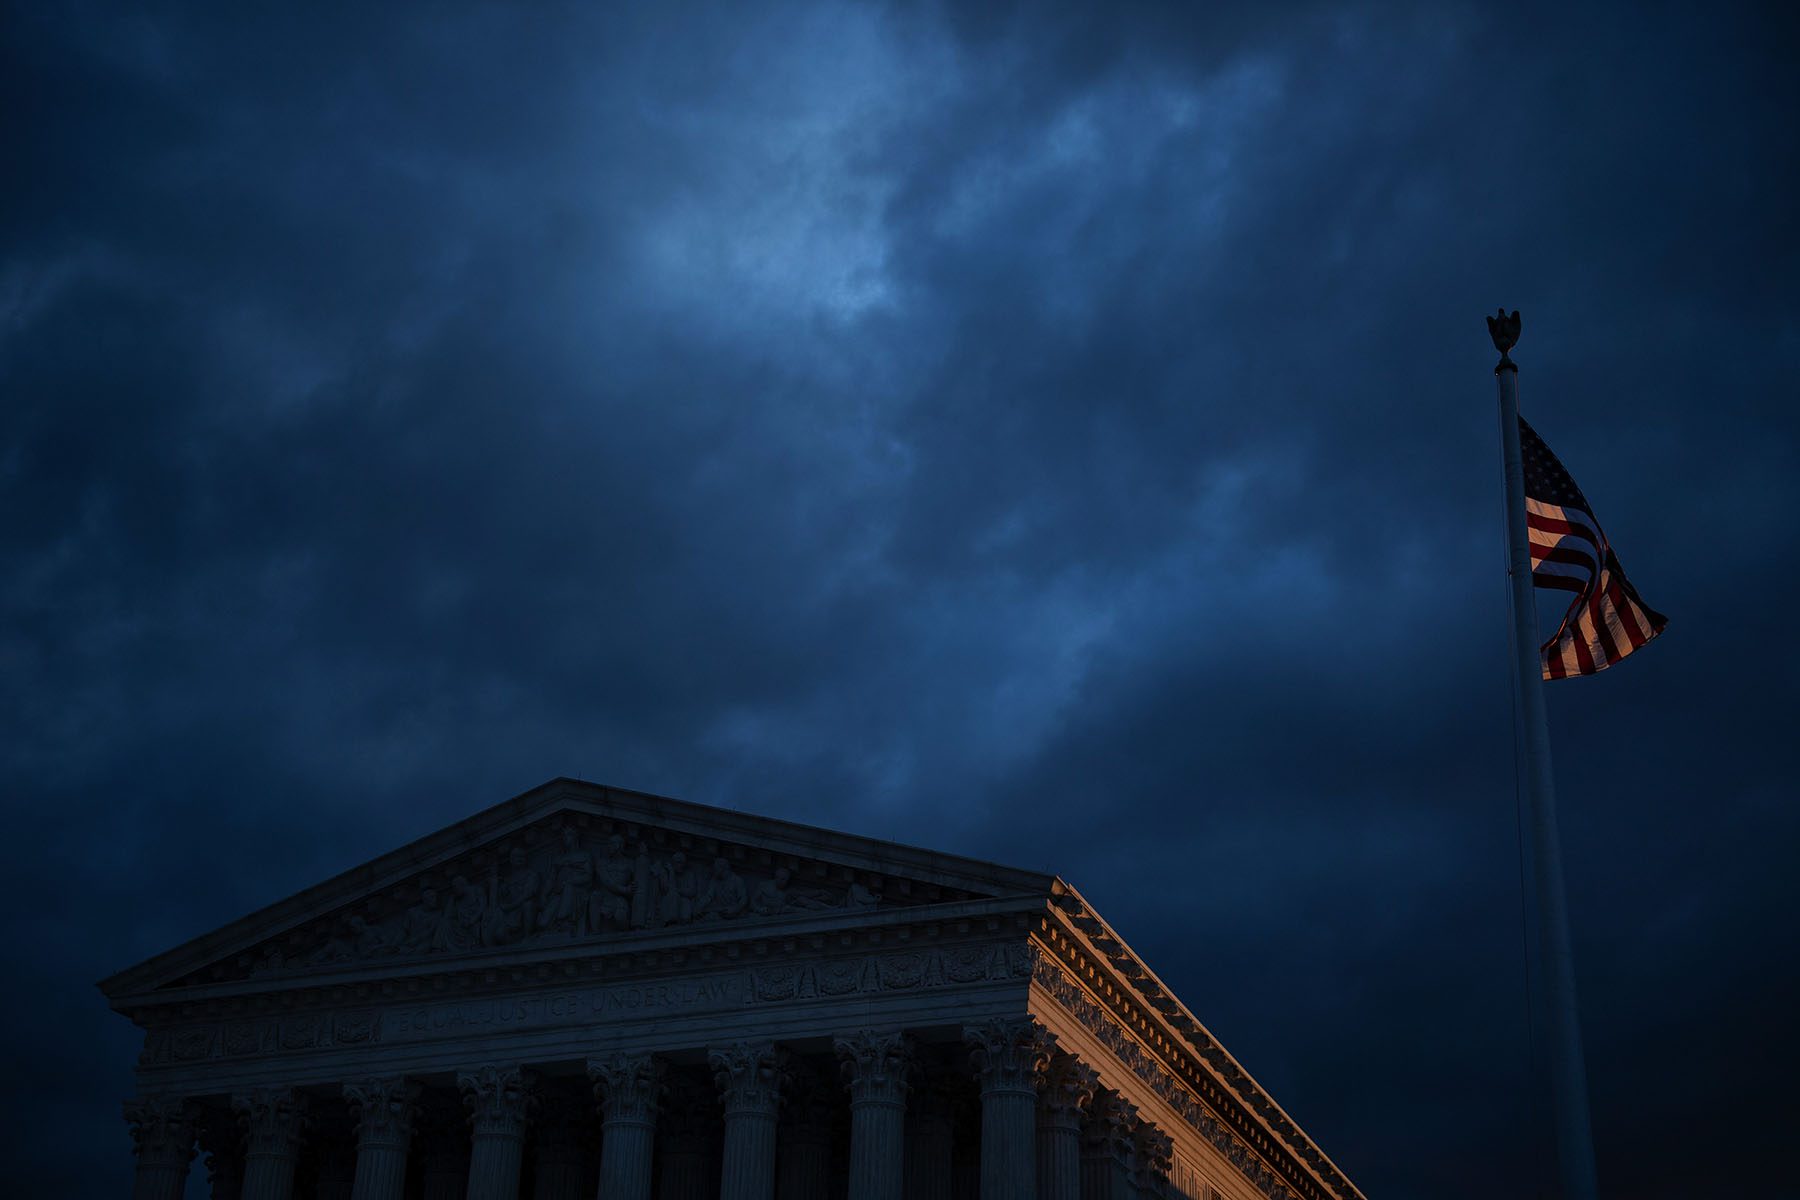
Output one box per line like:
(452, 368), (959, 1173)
(3, 1), (1797, 1196)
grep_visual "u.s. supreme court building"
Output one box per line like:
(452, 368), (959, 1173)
(103, 779), (1365, 1200)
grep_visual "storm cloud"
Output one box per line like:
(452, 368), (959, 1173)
(3, 2), (1796, 1195)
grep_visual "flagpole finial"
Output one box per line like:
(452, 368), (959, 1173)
(1488, 308), (1521, 373)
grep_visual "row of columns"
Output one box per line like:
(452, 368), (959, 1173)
(126, 1019), (1177, 1200)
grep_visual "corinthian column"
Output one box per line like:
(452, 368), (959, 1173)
(588, 1052), (664, 1200)
(234, 1089), (308, 1200)
(710, 1041), (786, 1200)
(1129, 1122), (1173, 1200)
(344, 1077), (419, 1200)
(1078, 1091), (1137, 1200)
(836, 1030), (913, 1200)
(125, 1096), (199, 1200)
(458, 1066), (535, 1200)
(1037, 1054), (1097, 1200)
(962, 1018), (1053, 1200)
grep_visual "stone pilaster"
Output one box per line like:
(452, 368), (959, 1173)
(1036, 1054), (1097, 1200)
(659, 1072), (720, 1200)
(710, 1041), (786, 1200)
(1079, 1091), (1138, 1200)
(125, 1096), (199, 1200)
(588, 1052), (663, 1200)
(963, 1018), (1054, 1200)
(344, 1077), (419, 1200)
(902, 1073), (958, 1200)
(1129, 1122), (1173, 1200)
(776, 1062), (834, 1200)
(458, 1066), (535, 1200)
(234, 1088), (308, 1200)
(836, 1030), (913, 1200)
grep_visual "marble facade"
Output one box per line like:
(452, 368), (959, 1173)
(102, 779), (1364, 1200)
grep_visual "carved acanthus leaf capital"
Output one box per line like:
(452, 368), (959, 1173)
(1081, 1090), (1140, 1164)
(123, 1096), (199, 1165)
(1039, 1052), (1100, 1128)
(709, 1041), (788, 1117)
(963, 1017), (1056, 1096)
(457, 1066), (537, 1138)
(835, 1028), (914, 1106)
(233, 1088), (308, 1157)
(587, 1052), (665, 1125)
(1131, 1120), (1175, 1188)
(343, 1076), (420, 1148)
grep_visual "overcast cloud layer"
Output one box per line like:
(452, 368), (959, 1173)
(4, 2), (1797, 1196)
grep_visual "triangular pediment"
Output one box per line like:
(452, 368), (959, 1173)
(101, 779), (1054, 1003)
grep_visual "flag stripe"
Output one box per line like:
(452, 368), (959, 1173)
(1518, 416), (1666, 680)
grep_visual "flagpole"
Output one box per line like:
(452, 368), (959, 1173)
(1490, 310), (1599, 1200)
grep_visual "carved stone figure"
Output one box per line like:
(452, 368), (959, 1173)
(484, 847), (539, 947)
(541, 826), (595, 936)
(590, 835), (635, 930)
(401, 888), (445, 953)
(695, 857), (748, 921)
(654, 851), (699, 926)
(439, 875), (485, 952)
(751, 867), (833, 916)
(844, 879), (880, 910)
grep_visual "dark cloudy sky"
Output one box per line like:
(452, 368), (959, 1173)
(4, 2), (1797, 1196)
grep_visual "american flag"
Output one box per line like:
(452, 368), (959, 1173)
(1521, 416), (1667, 679)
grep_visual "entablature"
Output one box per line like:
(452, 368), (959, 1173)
(1033, 887), (1365, 1200)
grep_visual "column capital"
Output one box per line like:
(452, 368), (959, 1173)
(1080, 1090), (1139, 1166)
(232, 1087), (308, 1158)
(587, 1051), (665, 1125)
(1130, 1121), (1174, 1192)
(124, 1096), (199, 1166)
(1039, 1052), (1099, 1132)
(344, 1076), (420, 1150)
(963, 1017), (1056, 1096)
(456, 1064), (537, 1140)
(709, 1040), (788, 1117)
(834, 1028), (914, 1107)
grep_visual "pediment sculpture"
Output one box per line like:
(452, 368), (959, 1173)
(180, 817), (912, 986)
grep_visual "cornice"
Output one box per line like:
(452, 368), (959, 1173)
(1036, 886), (1365, 1200)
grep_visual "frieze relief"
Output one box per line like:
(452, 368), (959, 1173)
(141, 940), (1036, 1069)
(175, 817), (952, 987)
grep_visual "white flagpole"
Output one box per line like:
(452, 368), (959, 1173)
(1490, 309), (1599, 1200)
